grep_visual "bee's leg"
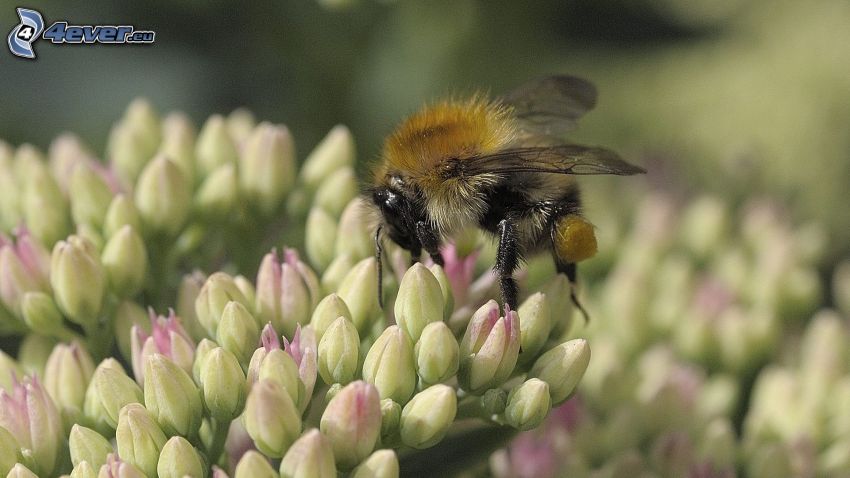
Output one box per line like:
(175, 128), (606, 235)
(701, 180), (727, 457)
(409, 244), (423, 266)
(495, 218), (520, 309)
(374, 226), (384, 309)
(555, 261), (590, 322)
(416, 220), (444, 266)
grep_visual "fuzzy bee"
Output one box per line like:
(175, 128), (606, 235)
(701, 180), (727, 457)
(368, 75), (644, 316)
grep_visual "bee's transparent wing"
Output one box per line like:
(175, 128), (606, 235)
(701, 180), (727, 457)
(501, 75), (598, 138)
(457, 145), (645, 176)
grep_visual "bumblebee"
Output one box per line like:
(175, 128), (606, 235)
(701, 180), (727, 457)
(368, 75), (644, 316)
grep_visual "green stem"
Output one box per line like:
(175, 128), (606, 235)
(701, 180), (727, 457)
(205, 417), (231, 466)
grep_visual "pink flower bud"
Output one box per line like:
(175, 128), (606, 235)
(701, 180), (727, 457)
(0, 375), (63, 476)
(0, 227), (50, 316)
(131, 309), (194, 385)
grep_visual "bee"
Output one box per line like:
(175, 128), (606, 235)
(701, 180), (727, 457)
(368, 75), (644, 317)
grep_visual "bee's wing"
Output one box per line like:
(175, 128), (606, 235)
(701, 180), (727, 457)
(501, 75), (598, 137)
(459, 145), (645, 176)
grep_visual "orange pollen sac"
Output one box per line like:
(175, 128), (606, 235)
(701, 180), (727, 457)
(554, 214), (598, 263)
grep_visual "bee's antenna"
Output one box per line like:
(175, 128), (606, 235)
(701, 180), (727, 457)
(570, 289), (591, 323)
(375, 225), (384, 309)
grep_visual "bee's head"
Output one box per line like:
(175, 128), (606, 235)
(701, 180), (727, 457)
(370, 176), (421, 251)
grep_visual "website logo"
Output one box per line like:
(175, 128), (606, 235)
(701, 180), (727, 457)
(7, 7), (155, 60)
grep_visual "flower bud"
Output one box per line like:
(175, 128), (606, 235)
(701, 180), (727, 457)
(156, 436), (204, 478)
(0, 424), (21, 476)
(395, 263), (444, 342)
(176, 271), (208, 342)
(517, 292), (552, 365)
(5, 464), (37, 478)
(0, 228), (50, 317)
(334, 199), (373, 261)
(0, 376), (63, 476)
(255, 249), (319, 337)
(50, 235), (105, 327)
(320, 381), (381, 469)
(318, 317), (360, 385)
(200, 347), (247, 421)
(98, 453), (147, 478)
(415, 321), (459, 386)
(103, 195), (142, 241)
(115, 402), (167, 478)
(234, 450), (277, 478)
(134, 155), (190, 236)
(195, 272), (252, 338)
(363, 325), (416, 404)
(239, 122), (296, 215)
(22, 162), (71, 246)
(217, 301), (260, 365)
(530, 338), (590, 405)
(505, 378), (551, 431)
(131, 309), (195, 386)
(17, 333), (55, 376)
(44, 342), (95, 424)
(21, 292), (65, 338)
(350, 450), (399, 478)
(70, 163), (114, 229)
(123, 99), (161, 156)
(196, 115), (238, 179)
(143, 354), (203, 438)
(158, 112), (196, 185)
(69, 424), (113, 470)
(195, 163), (238, 218)
(112, 300), (148, 363)
(400, 384), (457, 449)
(337, 257), (380, 335)
(192, 338), (218, 384)
(258, 349), (306, 410)
(101, 226), (147, 298)
(279, 429), (336, 478)
(379, 398), (401, 442)
(107, 121), (152, 191)
(310, 293), (352, 342)
(428, 264), (455, 320)
(321, 254), (354, 294)
(227, 108), (256, 143)
(314, 167), (358, 217)
(71, 460), (97, 478)
(304, 207), (338, 271)
(300, 125), (355, 191)
(243, 380), (302, 458)
(84, 360), (144, 432)
(458, 301), (520, 394)
(542, 275), (574, 339)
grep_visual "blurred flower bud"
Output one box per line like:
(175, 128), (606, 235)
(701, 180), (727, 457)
(134, 155), (190, 236)
(50, 235), (105, 327)
(400, 384), (457, 449)
(321, 253), (354, 295)
(200, 347), (247, 422)
(115, 404), (167, 478)
(458, 301), (520, 394)
(98, 453), (147, 478)
(22, 161), (71, 246)
(505, 378), (551, 431)
(334, 199), (373, 261)
(103, 195), (142, 241)
(0, 376), (63, 476)
(70, 460), (97, 478)
(395, 263), (444, 342)
(0, 227), (50, 317)
(176, 271), (208, 342)
(320, 381), (381, 469)
(427, 264), (455, 321)
(143, 354), (203, 438)
(305, 207), (338, 271)
(530, 338), (590, 405)
(517, 292), (552, 365)
(415, 321), (459, 386)
(70, 163), (114, 229)
(21, 292), (65, 338)
(318, 316), (360, 385)
(227, 108), (256, 144)
(131, 309), (194, 386)
(379, 398), (401, 442)
(258, 349), (306, 411)
(747, 443), (793, 478)
(310, 293), (352, 342)
(17, 333), (56, 376)
(0, 350), (22, 392)
(314, 167), (358, 217)
(70, 424), (113, 470)
(279, 429), (336, 478)
(255, 249), (320, 337)
(44, 342), (95, 424)
(300, 125), (355, 191)
(233, 450), (277, 478)
(350, 449), (399, 478)
(239, 122), (295, 215)
(101, 225), (147, 298)
(77, 223), (105, 253)
(195, 272), (252, 338)
(107, 120), (155, 191)
(196, 115), (239, 179)
(195, 163), (238, 218)
(0, 426), (21, 477)
(156, 436), (204, 478)
(84, 359), (143, 433)
(123, 99), (161, 155)
(363, 325), (416, 404)
(158, 112), (196, 185)
(6, 464), (37, 478)
(112, 300), (148, 363)
(243, 379), (301, 458)
(0, 159), (21, 232)
(541, 275), (574, 339)
(337, 257), (380, 335)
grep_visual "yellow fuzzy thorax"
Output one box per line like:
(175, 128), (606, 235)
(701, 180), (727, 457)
(376, 95), (517, 189)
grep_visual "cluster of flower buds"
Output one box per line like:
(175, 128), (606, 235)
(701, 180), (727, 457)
(0, 101), (593, 477)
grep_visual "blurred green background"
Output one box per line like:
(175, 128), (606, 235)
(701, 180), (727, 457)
(1, 0), (848, 260)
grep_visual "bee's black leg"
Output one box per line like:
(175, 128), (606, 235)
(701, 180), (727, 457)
(495, 218), (520, 309)
(374, 226), (384, 309)
(555, 261), (590, 322)
(416, 221), (444, 266)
